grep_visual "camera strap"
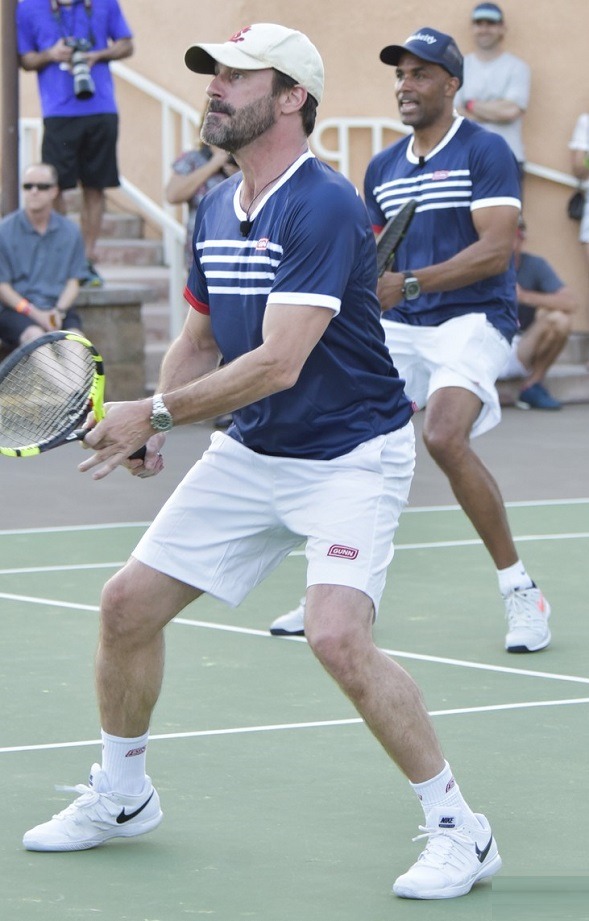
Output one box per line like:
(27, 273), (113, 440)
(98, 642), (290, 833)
(50, 0), (96, 47)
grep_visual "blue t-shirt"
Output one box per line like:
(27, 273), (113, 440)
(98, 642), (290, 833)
(17, 0), (132, 117)
(184, 153), (413, 460)
(517, 252), (563, 331)
(364, 117), (521, 342)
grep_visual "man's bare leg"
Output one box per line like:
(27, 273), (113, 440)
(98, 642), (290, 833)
(80, 186), (106, 263)
(422, 387), (518, 570)
(96, 558), (203, 737)
(304, 583), (444, 782)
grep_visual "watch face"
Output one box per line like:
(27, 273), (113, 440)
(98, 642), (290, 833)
(151, 412), (173, 432)
(403, 277), (420, 300)
(151, 395), (173, 431)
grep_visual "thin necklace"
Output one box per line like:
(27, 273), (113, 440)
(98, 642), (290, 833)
(241, 152), (306, 225)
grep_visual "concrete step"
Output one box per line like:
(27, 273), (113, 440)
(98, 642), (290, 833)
(95, 238), (164, 266)
(68, 210), (145, 239)
(142, 300), (173, 343)
(560, 332), (589, 364)
(100, 264), (171, 300)
(498, 363), (589, 406)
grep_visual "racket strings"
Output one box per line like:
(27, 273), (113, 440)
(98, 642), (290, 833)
(0, 339), (96, 448)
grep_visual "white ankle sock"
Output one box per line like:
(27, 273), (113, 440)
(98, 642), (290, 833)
(100, 729), (149, 795)
(497, 560), (534, 596)
(410, 761), (477, 824)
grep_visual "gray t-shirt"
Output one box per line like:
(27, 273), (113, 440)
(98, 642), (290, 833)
(0, 209), (86, 308)
(455, 51), (531, 163)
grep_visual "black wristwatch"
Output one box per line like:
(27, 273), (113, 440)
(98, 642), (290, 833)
(402, 272), (421, 301)
(150, 393), (174, 432)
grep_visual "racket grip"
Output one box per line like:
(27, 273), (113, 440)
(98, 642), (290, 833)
(73, 428), (147, 461)
(129, 445), (147, 461)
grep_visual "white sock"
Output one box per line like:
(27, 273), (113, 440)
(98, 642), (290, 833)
(100, 729), (149, 795)
(410, 761), (477, 825)
(497, 560), (534, 596)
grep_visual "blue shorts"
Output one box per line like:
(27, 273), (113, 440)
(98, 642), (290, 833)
(0, 306), (83, 348)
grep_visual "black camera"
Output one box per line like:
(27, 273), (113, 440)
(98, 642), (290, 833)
(65, 37), (95, 100)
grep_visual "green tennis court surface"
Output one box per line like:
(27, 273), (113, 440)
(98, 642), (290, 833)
(1, 408), (588, 919)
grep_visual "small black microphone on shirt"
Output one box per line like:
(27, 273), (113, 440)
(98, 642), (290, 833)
(240, 220), (253, 237)
(418, 156), (426, 168)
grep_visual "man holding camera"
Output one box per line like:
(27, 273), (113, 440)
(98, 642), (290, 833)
(16, 0), (134, 287)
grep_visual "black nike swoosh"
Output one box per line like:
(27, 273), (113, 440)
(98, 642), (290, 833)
(116, 790), (155, 824)
(475, 835), (493, 863)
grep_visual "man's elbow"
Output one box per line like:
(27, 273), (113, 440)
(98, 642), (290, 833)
(19, 54), (36, 72)
(263, 356), (303, 393)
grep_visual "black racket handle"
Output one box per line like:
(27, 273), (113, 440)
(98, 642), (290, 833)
(72, 428), (147, 462)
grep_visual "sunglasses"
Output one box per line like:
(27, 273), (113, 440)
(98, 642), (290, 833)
(22, 182), (55, 191)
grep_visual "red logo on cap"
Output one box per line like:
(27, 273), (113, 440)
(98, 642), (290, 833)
(229, 26), (252, 44)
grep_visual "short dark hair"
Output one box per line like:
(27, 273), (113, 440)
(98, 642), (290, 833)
(272, 70), (318, 136)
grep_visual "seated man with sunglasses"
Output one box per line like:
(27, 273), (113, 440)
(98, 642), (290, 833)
(0, 163), (87, 350)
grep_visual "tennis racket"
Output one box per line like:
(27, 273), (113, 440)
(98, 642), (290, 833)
(0, 330), (145, 460)
(375, 199), (417, 276)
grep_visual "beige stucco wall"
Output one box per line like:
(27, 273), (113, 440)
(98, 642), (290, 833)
(15, 0), (589, 329)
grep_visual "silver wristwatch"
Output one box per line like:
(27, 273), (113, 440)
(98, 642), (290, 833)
(150, 393), (174, 432)
(401, 272), (421, 301)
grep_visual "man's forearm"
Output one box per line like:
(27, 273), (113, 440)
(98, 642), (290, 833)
(55, 279), (80, 313)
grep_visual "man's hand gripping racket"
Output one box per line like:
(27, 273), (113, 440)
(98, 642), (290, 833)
(0, 331), (155, 472)
(375, 199), (417, 276)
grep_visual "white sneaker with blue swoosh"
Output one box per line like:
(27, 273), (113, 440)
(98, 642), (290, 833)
(23, 763), (163, 851)
(393, 808), (502, 899)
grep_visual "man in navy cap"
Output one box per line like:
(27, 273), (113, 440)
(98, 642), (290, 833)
(455, 4), (530, 183)
(272, 25), (551, 658)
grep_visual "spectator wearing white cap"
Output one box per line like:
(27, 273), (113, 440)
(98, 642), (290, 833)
(455, 3), (530, 186)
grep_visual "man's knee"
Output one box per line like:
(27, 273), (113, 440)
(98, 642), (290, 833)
(100, 569), (143, 644)
(422, 420), (469, 467)
(20, 325), (44, 346)
(306, 604), (373, 683)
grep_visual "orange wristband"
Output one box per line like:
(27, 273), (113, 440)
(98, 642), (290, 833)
(15, 298), (32, 315)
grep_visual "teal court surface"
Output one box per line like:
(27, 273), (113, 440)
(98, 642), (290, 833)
(1, 406), (588, 920)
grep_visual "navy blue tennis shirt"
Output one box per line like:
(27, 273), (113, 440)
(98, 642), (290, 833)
(184, 153), (413, 460)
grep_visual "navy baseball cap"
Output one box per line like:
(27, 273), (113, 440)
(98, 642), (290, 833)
(380, 27), (464, 85)
(472, 3), (504, 22)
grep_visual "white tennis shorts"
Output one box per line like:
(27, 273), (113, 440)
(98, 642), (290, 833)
(497, 333), (528, 380)
(133, 425), (416, 611)
(382, 313), (511, 438)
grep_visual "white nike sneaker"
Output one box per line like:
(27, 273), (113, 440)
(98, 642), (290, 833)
(269, 597), (306, 636)
(504, 585), (551, 653)
(393, 808), (502, 900)
(23, 763), (163, 852)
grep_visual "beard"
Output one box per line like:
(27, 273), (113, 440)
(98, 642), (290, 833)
(200, 94), (277, 153)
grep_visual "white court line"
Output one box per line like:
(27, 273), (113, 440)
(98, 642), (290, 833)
(2, 696), (589, 756)
(1, 522), (589, 577)
(0, 497), (587, 537)
(2, 590), (589, 688)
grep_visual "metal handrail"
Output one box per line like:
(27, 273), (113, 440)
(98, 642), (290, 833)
(20, 87), (581, 340)
(312, 115), (580, 190)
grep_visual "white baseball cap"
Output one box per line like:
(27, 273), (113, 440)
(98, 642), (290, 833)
(185, 23), (324, 104)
